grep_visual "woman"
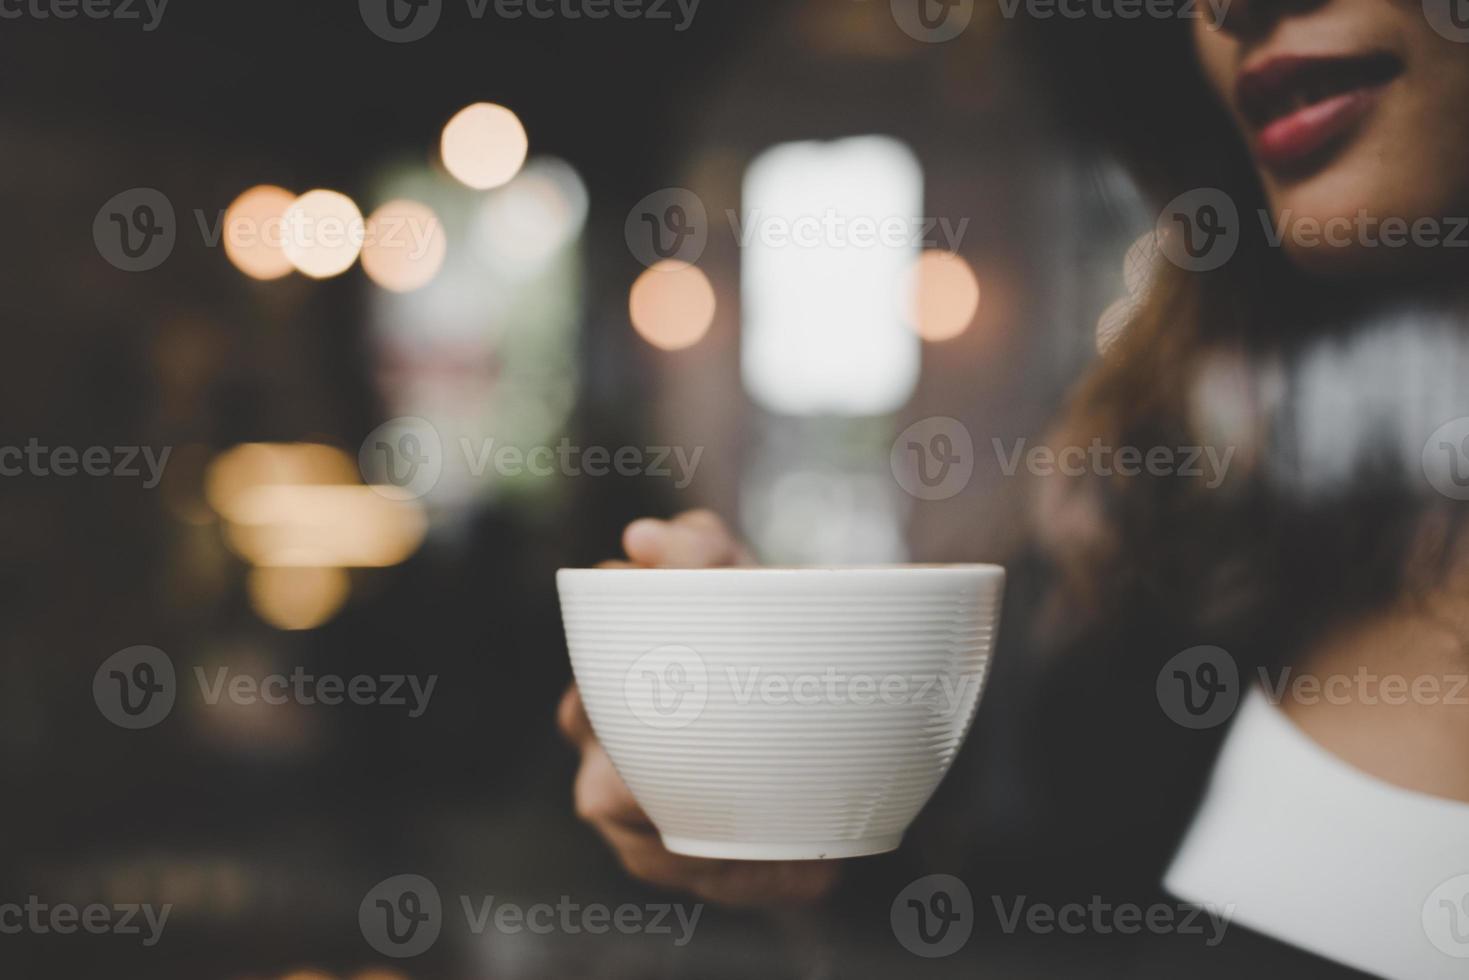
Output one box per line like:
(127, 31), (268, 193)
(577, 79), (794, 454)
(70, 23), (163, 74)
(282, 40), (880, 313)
(560, 1), (1469, 974)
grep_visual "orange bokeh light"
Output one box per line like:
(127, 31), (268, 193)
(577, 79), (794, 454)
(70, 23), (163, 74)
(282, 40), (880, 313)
(361, 199), (447, 292)
(281, 189), (364, 279)
(223, 185), (296, 280)
(629, 260), (717, 351)
(908, 251), (980, 342)
(441, 103), (529, 190)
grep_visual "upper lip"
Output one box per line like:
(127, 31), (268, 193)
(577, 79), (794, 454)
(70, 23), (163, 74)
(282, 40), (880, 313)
(1235, 51), (1403, 129)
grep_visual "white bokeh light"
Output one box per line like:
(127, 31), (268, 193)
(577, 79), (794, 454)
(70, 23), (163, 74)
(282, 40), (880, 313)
(740, 136), (922, 416)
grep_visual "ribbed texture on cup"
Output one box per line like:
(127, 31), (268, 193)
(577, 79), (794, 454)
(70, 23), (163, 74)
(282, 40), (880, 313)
(559, 567), (1003, 853)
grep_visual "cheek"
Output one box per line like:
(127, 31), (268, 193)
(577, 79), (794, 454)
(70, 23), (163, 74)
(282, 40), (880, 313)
(1190, 19), (1238, 109)
(1401, 44), (1469, 209)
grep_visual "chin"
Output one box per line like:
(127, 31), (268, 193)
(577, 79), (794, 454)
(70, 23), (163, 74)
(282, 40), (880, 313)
(1263, 155), (1450, 278)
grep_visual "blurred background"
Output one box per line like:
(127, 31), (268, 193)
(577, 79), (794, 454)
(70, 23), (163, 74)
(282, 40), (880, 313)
(1, 1), (1166, 976)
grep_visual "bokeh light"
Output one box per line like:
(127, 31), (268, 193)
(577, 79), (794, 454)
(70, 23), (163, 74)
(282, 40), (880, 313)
(223, 184), (296, 280)
(223, 485), (426, 568)
(281, 189), (364, 279)
(629, 260), (717, 351)
(908, 250), (980, 342)
(247, 566), (350, 631)
(361, 199), (447, 292)
(471, 157), (588, 277)
(205, 443), (358, 523)
(440, 102), (528, 190)
(205, 443), (426, 630)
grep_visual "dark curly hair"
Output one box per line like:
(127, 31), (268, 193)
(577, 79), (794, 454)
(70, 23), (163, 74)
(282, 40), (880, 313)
(992, 11), (1469, 885)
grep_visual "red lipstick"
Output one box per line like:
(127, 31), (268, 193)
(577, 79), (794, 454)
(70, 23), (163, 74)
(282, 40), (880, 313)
(1235, 52), (1401, 174)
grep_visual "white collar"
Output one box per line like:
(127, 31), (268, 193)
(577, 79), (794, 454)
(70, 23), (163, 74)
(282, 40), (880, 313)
(1165, 688), (1469, 979)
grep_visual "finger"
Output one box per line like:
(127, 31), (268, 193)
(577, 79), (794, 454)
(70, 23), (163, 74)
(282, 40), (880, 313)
(691, 859), (842, 908)
(575, 745), (840, 906)
(598, 823), (840, 907)
(669, 508), (728, 535)
(596, 559), (637, 569)
(556, 686), (595, 748)
(622, 511), (741, 568)
(573, 742), (652, 829)
(672, 510), (756, 565)
(593, 819), (731, 892)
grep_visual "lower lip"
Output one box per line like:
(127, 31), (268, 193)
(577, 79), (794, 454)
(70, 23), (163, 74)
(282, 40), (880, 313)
(1252, 85), (1386, 172)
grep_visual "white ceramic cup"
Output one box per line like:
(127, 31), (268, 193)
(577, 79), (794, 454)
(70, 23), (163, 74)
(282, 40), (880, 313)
(557, 565), (1005, 860)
